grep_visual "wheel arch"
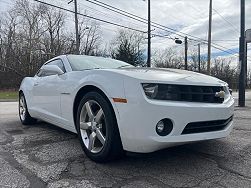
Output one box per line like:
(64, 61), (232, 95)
(73, 85), (119, 129)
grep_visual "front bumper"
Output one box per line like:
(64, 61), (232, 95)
(114, 94), (235, 153)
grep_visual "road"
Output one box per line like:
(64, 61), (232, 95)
(0, 93), (250, 188)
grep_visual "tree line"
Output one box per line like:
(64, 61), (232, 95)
(0, 0), (249, 89)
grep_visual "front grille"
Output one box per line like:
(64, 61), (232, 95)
(182, 116), (233, 134)
(155, 84), (225, 103)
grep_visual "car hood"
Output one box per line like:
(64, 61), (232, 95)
(106, 67), (227, 86)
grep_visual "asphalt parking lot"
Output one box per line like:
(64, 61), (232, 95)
(0, 93), (251, 188)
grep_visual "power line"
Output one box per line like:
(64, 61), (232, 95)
(188, 37), (240, 56)
(85, 0), (175, 35)
(73, 2), (146, 29)
(189, 4), (208, 18)
(210, 45), (238, 56)
(85, 0), (174, 37)
(212, 39), (239, 42)
(33, 0), (145, 33)
(156, 35), (243, 59)
(84, 8), (146, 29)
(86, 0), (207, 42)
(157, 35), (241, 59)
(85, 0), (147, 24)
(86, 0), (240, 55)
(153, 34), (176, 41)
(33, 0), (250, 61)
(85, 0), (241, 58)
(213, 8), (239, 35)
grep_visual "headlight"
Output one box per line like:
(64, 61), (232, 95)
(142, 83), (179, 100)
(142, 83), (158, 98)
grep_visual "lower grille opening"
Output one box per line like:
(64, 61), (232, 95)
(182, 116), (233, 134)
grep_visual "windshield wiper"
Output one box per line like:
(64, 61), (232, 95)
(80, 68), (101, 71)
(118, 65), (133, 68)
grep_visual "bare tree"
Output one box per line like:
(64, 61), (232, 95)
(13, 0), (48, 75)
(211, 57), (238, 89)
(189, 49), (207, 73)
(247, 68), (251, 88)
(153, 48), (183, 69)
(42, 5), (65, 56)
(0, 0), (105, 89)
(78, 18), (102, 55)
(0, 10), (22, 73)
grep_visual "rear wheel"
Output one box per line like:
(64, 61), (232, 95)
(19, 93), (37, 125)
(76, 91), (123, 162)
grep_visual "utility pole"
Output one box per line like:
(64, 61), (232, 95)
(207, 0), (212, 74)
(246, 29), (251, 87)
(185, 36), (188, 70)
(0, 36), (3, 71)
(198, 43), (201, 73)
(74, 0), (80, 55)
(68, 0), (80, 55)
(239, 0), (246, 107)
(245, 42), (248, 86)
(147, 0), (151, 67)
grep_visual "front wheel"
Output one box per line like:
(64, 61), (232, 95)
(76, 91), (123, 162)
(19, 93), (37, 125)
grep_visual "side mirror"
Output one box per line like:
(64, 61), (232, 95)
(41, 65), (64, 76)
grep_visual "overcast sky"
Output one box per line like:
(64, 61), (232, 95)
(0, 0), (251, 65)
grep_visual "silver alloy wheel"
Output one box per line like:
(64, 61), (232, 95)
(79, 100), (106, 153)
(19, 95), (26, 121)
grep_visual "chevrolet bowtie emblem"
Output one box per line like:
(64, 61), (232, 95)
(215, 91), (225, 98)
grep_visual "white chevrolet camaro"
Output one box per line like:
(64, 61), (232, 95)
(19, 55), (234, 162)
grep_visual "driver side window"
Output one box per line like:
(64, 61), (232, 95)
(48, 59), (66, 73)
(37, 59), (66, 77)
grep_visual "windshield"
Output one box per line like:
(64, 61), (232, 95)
(66, 55), (134, 71)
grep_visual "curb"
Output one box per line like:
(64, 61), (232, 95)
(0, 99), (18, 102)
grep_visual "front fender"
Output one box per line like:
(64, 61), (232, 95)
(73, 72), (126, 120)
(60, 71), (127, 132)
(75, 73), (126, 99)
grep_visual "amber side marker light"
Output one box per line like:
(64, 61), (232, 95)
(113, 98), (127, 103)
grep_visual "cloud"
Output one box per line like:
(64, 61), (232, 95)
(1, 0), (250, 66)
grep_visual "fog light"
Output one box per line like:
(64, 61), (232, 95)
(156, 119), (173, 136)
(156, 121), (165, 133)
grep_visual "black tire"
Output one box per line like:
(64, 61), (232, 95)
(76, 91), (124, 162)
(19, 92), (37, 125)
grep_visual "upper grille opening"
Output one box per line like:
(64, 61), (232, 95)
(155, 84), (225, 103)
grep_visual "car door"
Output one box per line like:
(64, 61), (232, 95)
(32, 59), (66, 122)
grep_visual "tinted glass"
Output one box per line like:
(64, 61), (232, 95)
(37, 59), (66, 77)
(47, 59), (66, 73)
(36, 69), (44, 77)
(67, 55), (133, 71)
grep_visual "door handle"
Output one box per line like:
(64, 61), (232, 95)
(34, 82), (39, 86)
